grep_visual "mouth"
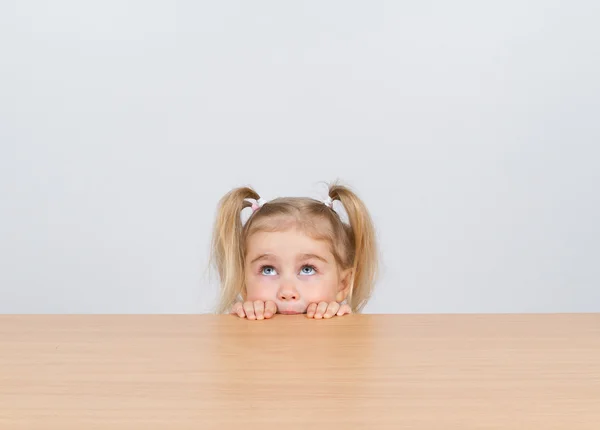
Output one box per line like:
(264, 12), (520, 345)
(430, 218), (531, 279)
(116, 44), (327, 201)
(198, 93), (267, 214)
(278, 309), (306, 315)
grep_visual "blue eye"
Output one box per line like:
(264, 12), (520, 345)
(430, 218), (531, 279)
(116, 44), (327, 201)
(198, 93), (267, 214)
(300, 265), (316, 276)
(261, 266), (277, 276)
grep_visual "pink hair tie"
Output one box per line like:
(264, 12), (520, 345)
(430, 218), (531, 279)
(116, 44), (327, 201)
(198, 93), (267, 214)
(323, 196), (334, 208)
(252, 198), (267, 212)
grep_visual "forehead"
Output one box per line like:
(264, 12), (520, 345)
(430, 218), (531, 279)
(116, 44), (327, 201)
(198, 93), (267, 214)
(245, 229), (332, 259)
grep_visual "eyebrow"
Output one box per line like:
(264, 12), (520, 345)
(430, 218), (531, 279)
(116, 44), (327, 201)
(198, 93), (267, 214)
(299, 253), (329, 264)
(249, 253), (329, 264)
(249, 254), (275, 264)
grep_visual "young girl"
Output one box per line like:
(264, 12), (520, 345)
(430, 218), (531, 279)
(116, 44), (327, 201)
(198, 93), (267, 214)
(210, 183), (378, 320)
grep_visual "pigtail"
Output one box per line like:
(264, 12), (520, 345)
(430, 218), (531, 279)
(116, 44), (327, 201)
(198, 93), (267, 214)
(328, 183), (378, 312)
(211, 186), (260, 313)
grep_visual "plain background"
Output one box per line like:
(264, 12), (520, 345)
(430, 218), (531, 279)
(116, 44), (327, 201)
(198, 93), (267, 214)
(1, 1), (599, 314)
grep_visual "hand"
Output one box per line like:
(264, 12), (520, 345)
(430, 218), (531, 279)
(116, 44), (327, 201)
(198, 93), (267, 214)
(306, 301), (351, 319)
(231, 300), (277, 320)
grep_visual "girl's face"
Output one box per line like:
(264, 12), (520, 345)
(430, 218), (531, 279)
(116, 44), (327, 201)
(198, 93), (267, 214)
(244, 228), (351, 314)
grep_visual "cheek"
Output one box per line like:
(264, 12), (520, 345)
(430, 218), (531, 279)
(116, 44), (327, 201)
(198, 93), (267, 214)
(245, 274), (277, 301)
(299, 276), (339, 302)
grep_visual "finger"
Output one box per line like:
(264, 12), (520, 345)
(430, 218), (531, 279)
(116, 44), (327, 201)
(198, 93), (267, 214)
(337, 304), (352, 316)
(264, 301), (277, 319)
(254, 300), (265, 320)
(306, 303), (318, 318)
(323, 302), (340, 319)
(231, 302), (245, 318)
(314, 302), (328, 319)
(243, 301), (256, 320)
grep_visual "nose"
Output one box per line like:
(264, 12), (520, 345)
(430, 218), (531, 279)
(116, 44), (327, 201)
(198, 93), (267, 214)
(277, 283), (300, 301)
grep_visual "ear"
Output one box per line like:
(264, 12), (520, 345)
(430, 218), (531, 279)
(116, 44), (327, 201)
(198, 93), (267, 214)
(335, 268), (354, 303)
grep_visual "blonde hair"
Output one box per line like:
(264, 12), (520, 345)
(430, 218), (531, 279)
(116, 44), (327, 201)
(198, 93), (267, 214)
(210, 182), (378, 314)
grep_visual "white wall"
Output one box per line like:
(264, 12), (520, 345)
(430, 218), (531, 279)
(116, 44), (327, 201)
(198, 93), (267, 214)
(1, 1), (599, 313)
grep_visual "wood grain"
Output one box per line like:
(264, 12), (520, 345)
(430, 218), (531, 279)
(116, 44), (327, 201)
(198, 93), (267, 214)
(1, 314), (599, 429)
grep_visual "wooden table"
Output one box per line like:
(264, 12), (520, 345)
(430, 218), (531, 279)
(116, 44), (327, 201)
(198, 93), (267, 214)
(1, 314), (599, 429)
